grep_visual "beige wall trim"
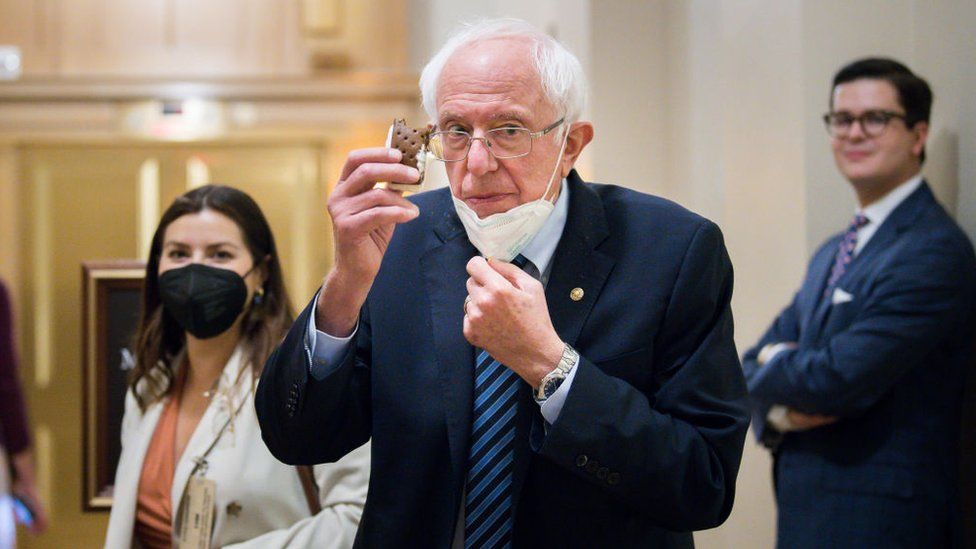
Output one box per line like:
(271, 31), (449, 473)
(0, 73), (419, 102)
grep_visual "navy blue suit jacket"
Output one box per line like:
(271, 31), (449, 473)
(257, 171), (750, 547)
(743, 183), (976, 548)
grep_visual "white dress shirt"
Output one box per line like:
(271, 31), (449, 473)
(765, 173), (924, 432)
(308, 179), (577, 424)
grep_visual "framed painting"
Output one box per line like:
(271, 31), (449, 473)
(81, 261), (145, 511)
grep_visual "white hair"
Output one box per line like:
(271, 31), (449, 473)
(419, 18), (587, 138)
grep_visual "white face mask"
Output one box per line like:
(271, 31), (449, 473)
(451, 130), (568, 261)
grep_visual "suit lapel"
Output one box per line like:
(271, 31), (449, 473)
(806, 260), (835, 342)
(834, 182), (932, 293)
(810, 182), (934, 338)
(421, 201), (479, 492)
(545, 173), (614, 346)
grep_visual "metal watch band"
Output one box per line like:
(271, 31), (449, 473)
(534, 343), (578, 402)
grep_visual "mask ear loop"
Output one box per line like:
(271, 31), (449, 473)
(542, 124), (571, 204)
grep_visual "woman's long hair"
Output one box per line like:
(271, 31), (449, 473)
(129, 185), (294, 411)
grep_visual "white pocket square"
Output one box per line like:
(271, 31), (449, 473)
(831, 288), (854, 305)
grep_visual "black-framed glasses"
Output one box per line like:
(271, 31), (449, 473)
(427, 117), (565, 162)
(822, 110), (907, 138)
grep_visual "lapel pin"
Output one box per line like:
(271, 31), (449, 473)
(570, 288), (584, 301)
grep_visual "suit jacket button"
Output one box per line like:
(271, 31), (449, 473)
(596, 467), (609, 480)
(585, 460), (599, 474)
(575, 455), (588, 468)
(607, 472), (620, 485)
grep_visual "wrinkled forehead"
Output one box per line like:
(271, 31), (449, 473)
(435, 37), (551, 112)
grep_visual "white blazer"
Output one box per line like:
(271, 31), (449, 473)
(104, 346), (370, 548)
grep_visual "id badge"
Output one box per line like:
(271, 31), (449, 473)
(177, 474), (216, 549)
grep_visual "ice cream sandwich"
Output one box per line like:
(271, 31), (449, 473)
(386, 118), (431, 191)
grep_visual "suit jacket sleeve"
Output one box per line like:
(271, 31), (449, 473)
(256, 293), (373, 466)
(740, 291), (802, 444)
(741, 292), (801, 379)
(747, 236), (976, 417)
(0, 279), (31, 455)
(538, 221), (750, 531)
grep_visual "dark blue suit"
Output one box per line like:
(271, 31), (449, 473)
(743, 183), (976, 548)
(257, 171), (750, 547)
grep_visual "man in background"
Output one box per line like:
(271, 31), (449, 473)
(744, 58), (976, 548)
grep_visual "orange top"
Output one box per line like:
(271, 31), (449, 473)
(134, 391), (181, 549)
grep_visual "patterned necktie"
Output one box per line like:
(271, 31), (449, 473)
(464, 254), (530, 549)
(824, 213), (869, 296)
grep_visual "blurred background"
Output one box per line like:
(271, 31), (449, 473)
(0, 1), (973, 547)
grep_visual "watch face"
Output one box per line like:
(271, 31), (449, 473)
(543, 377), (564, 399)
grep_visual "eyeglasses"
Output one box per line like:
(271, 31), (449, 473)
(427, 117), (565, 162)
(822, 110), (907, 138)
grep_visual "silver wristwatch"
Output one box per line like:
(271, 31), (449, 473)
(534, 343), (579, 403)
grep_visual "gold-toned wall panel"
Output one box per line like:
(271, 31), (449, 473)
(0, 0), (409, 77)
(17, 146), (146, 547)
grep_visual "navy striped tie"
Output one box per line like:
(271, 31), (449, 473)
(464, 254), (529, 549)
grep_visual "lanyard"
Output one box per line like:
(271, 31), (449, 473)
(186, 386), (253, 476)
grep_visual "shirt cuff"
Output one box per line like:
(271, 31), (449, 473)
(306, 291), (358, 380)
(760, 342), (793, 366)
(538, 355), (580, 424)
(766, 405), (798, 432)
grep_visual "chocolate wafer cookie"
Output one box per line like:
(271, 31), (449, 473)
(386, 119), (431, 191)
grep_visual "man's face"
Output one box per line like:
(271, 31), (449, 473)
(435, 38), (567, 219)
(830, 78), (927, 190)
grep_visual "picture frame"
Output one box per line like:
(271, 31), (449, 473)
(81, 260), (145, 511)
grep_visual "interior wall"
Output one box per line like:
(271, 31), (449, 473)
(589, 1), (667, 195)
(0, 0), (410, 76)
(0, 144), (20, 290)
(801, 0), (976, 247)
(800, 0), (915, 252)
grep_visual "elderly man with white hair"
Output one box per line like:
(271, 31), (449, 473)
(257, 18), (750, 548)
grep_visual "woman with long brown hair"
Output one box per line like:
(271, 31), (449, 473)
(105, 185), (368, 548)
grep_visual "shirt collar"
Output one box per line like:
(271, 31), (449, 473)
(520, 178), (569, 274)
(858, 173), (923, 228)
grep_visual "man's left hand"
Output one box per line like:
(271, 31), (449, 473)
(463, 256), (564, 387)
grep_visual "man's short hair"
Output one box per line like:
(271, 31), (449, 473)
(419, 18), (587, 138)
(831, 57), (932, 126)
(830, 57), (933, 163)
